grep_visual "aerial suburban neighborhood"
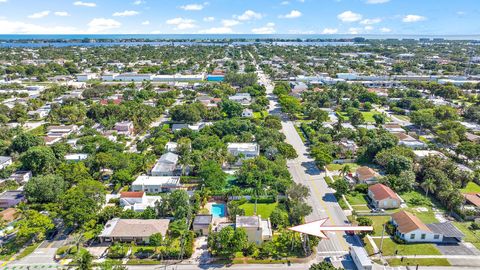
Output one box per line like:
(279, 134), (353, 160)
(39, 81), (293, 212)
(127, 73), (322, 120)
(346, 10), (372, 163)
(0, 1), (479, 270)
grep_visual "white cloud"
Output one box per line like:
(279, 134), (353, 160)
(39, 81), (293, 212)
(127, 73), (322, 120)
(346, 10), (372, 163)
(348, 27), (362, 34)
(0, 19), (77, 34)
(252, 22), (275, 34)
(28, 11), (50, 19)
(133, 0), (145, 5)
(151, 30), (161, 34)
(402, 14), (426, 23)
(54, 11), (70, 17)
(280, 1), (289, 5)
(337, 11), (362, 22)
(456, 11), (466, 16)
(322, 28), (338, 34)
(87, 18), (121, 33)
(279, 10), (302, 19)
(365, 0), (390, 4)
(379, 27), (391, 33)
(141, 20), (150, 25)
(364, 26), (373, 31)
(198, 27), (233, 34)
(0, 0), (8, 3)
(203, 16), (215, 22)
(360, 18), (381, 25)
(113, 10), (139, 17)
(166, 17), (197, 30)
(73, 1), (96, 7)
(235, 10), (262, 21)
(180, 3), (204, 11)
(222, 19), (239, 27)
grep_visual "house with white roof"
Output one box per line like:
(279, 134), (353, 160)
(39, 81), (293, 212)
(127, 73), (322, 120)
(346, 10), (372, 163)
(227, 143), (260, 164)
(131, 175), (182, 193)
(119, 191), (161, 212)
(151, 152), (180, 176)
(228, 93), (252, 105)
(236, 215), (272, 245)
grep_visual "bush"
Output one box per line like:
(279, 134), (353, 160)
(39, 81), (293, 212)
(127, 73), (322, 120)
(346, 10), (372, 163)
(56, 246), (69, 256)
(470, 222), (480, 230)
(354, 184), (368, 194)
(108, 243), (128, 259)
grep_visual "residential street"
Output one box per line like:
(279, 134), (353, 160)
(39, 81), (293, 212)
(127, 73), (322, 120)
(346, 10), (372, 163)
(256, 66), (362, 259)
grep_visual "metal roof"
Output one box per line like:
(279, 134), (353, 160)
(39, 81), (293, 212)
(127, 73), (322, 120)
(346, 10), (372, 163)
(426, 222), (465, 238)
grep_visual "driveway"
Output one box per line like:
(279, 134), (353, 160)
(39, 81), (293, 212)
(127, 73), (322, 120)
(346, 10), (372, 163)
(436, 242), (480, 256)
(5, 248), (59, 269)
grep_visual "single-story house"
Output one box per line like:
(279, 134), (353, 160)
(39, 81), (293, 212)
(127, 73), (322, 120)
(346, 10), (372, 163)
(98, 218), (170, 244)
(228, 93), (252, 105)
(0, 191), (25, 208)
(413, 150), (447, 161)
(193, 214), (213, 236)
(465, 132), (480, 143)
(227, 143), (260, 162)
(355, 166), (379, 184)
(337, 140), (358, 157)
(119, 191), (161, 212)
(0, 156), (12, 170)
(0, 208), (18, 224)
(383, 124), (405, 133)
(114, 121), (135, 137)
(394, 133), (426, 149)
(131, 175), (183, 193)
(151, 152), (180, 176)
(391, 211), (464, 243)
(9, 171), (32, 185)
(64, 153), (89, 162)
(236, 215), (272, 245)
(368, 183), (401, 209)
(47, 125), (78, 138)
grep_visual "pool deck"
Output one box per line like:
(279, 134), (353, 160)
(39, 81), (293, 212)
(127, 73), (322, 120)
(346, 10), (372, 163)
(206, 202), (229, 227)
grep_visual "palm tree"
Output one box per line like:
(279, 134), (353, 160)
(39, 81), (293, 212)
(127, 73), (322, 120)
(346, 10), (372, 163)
(70, 233), (86, 253)
(421, 178), (436, 197)
(340, 165), (351, 177)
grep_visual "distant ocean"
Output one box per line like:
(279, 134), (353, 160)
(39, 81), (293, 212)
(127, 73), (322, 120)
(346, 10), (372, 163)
(0, 34), (478, 48)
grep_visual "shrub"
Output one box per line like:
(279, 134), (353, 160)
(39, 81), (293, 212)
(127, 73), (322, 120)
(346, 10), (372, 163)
(470, 222), (480, 230)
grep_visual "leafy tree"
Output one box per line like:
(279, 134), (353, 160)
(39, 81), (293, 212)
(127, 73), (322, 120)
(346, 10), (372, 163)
(311, 144), (334, 167)
(61, 180), (105, 227)
(75, 249), (93, 270)
(220, 99), (243, 118)
(20, 146), (57, 175)
(373, 113), (387, 126)
(279, 95), (302, 117)
(309, 262), (341, 270)
(198, 160), (227, 189)
(332, 178), (349, 195)
(411, 109), (438, 131)
(15, 210), (54, 243)
(10, 133), (43, 153)
(270, 207), (289, 229)
(24, 174), (66, 204)
(208, 226), (248, 258)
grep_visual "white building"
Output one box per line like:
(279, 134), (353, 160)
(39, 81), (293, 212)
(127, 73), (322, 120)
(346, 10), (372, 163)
(0, 156), (13, 170)
(228, 93), (252, 105)
(227, 143), (260, 160)
(119, 191), (161, 212)
(151, 152), (180, 176)
(77, 73), (98, 82)
(235, 215), (272, 245)
(241, 108), (253, 118)
(131, 175), (182, 193)
(350, 246), (373, 270)
(64, 153), (89, 162)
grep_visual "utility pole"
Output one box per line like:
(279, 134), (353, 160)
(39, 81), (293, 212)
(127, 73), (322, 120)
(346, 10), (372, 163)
(379, 222), (386, 255)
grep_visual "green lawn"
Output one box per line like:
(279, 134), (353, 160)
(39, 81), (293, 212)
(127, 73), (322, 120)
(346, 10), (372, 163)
(352, 205), (371, 211)
(345, 193), (369, 205)
(461, 182), (480, 194)
(361, 111), (379, 123)
(368, 216), (391, 236)
(16, 242), (41, 260)
(253, 111), (268, 119)
(453, 222), (480, 250)
(325, 163), (359, 172)
(239, 203), (278, 218)
(373, 238), (442, 256)
(388, 258), (450, 267)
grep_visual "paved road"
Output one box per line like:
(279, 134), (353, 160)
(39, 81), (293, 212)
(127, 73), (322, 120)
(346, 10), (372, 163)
(255, 67), (362, 258)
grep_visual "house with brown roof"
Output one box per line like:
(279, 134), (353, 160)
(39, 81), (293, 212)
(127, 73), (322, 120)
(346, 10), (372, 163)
(0, 208), (18, 224)
(368, 183), (401, 209)
(394, 132), (426, 149)
(98, 218), (170, 244)
(462, 193), (480, 220)
(355, 166), (379, 184)
(119, 191), (161, 212)
(391, 211), (464, 243)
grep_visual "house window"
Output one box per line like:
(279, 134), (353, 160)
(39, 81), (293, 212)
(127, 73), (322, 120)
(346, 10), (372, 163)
(421, 234), (426, 240)
(410, 234), (415, 239)
(434, 234), (440, 239)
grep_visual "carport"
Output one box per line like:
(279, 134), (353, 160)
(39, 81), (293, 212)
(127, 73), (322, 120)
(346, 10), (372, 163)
(427, 222), (465, 243)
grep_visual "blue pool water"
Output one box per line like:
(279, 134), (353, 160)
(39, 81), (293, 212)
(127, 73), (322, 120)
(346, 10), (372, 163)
(211, 204), (226, 218)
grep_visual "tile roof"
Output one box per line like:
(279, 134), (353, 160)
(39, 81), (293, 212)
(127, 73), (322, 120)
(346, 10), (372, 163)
(356, 166), (378, 181)
(368, 183), (400, 201)
(463, 193), (480, 208)
(391, 210), (430, 234)
(100, 218), (170, 238)
(120, 191), (144, 198)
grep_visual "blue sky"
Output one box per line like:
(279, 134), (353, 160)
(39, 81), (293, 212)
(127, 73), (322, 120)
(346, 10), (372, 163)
(0, 0), (478, 35)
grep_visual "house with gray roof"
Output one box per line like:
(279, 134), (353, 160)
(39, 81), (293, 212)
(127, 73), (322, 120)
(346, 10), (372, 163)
(98, 218), (170, 244)
(151, 152), (180, 176)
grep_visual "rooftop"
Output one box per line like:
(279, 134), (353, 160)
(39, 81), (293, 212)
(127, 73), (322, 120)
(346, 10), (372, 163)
(99, 218), (170, 238)
(193, 214), (213, 225)
(132, 175), (181, 186)
(368, 183), (400, 201)
(391, 210), (430, 234)
(236, 215), (261, 228)
(426, 222), (464, 238)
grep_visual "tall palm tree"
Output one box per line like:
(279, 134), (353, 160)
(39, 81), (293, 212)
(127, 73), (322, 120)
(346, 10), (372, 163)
(340, 165), (351, 177)
(421, 178), (436, 197)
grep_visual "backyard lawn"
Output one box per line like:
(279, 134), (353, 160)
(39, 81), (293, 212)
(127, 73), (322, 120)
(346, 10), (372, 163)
(461, 182), (480, 194)
(368, 215), (391, 236)
(391, 114), (410, 122)
(326, 163), (359, 172)
(239, 203), (278, 218)
(453, 222), (480, 250)
(373, 237), (442, 256)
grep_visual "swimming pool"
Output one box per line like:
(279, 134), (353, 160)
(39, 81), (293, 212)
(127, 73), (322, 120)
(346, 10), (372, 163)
(211, 203), (226, 218)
